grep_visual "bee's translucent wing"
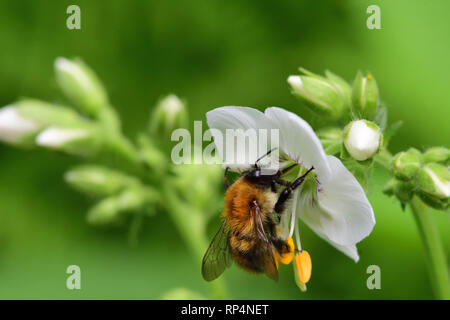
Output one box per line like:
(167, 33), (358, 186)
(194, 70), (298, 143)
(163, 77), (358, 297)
(201, 221), (232, 281)
(250, 200), (279, 282)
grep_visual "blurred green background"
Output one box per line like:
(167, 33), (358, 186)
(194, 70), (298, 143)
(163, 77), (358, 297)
(0, 0), (449, 299)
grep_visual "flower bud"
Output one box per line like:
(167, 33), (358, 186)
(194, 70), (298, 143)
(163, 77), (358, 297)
(173, 163), (223, 211)
(287, 71), (345, 120)
(87, 188), (149, 225)
(54, 57), (108, 117)
(417, 191), (449, 211)
(423, 147), (450, 164)
(15, 99), (85, 127)
(149, 94), (187, 136)
(65, 165), (138, 197)
(325, 70), (352, 107)
(382, 178), (414, 207)
(0, 105), (40, 145)
(351, 71), (379, 119)
(416, 163), (450, 200)
(0, 100), (88, 147)
(343, 120), (381, 161)
(36, 125), (100, 157)
(392, 148), (422, 181)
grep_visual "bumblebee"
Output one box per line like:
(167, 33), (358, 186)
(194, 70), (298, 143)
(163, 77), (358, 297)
(202, 151), (314, 281)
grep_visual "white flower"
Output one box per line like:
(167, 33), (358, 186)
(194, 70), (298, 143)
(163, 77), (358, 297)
(36, 126), (89, 148)
(206, 106), (375, 263)
(344, 120), (381, 161)
(0, 106), (40, 144)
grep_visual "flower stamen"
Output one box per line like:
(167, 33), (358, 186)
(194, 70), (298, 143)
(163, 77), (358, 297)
(294, 250), (312, 292)
(275, 237), (295, 265)
(288, 189), (299, 238)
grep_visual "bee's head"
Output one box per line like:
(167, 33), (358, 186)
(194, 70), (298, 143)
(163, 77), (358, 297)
(244, 166), (262, 178)
(243, 148), (279, 182)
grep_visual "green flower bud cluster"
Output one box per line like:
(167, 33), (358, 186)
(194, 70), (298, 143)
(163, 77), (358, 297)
(172, 163), (223, 215)
(0, 58), (138, 160)
(288, 68), (387, 167)
(288, 68), (384, 123)
(0, 99), (107, 156)
(287, 68), (351, 120)
(384, 147), (450, 209)
(317, 119), (383, 166)
(65, 165), (158, 225)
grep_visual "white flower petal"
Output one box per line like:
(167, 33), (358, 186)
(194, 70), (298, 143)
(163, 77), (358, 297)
(36, 126), (88, 147)
(303, 218), (360, 262)
(0, 106), (40, 143)
(206, 106), (276, 171)
(265, 107), (332, 182)
(299, 155), (375, 246)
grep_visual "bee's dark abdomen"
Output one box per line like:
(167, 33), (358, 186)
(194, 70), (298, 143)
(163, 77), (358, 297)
(232, 249), (265, 273)
(230, 235), (266, 274)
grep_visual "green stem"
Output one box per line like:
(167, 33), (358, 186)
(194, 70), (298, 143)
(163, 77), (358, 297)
(162, 183), (229, 300)
(410, 197), (450, 299)
(372, 150), (450, 298)
(374, 148), (393, 171)
(96, 126), (228, 299)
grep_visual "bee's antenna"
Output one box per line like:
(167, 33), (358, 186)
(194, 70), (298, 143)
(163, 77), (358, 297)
(255, 148), (278, 167)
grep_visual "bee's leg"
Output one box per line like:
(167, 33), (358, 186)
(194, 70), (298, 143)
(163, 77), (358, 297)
(278, 163), (297, 176)
(271, 237), (291, 255)
(268, 222), (290, 255)
(274, 178), (290, 187)
(274, 166), (314, 214)
(224, 167), (230, 190)
(271, 181), (277, 193)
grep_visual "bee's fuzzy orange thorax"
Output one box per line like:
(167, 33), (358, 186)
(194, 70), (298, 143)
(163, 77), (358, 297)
(223, 178), (276, 233)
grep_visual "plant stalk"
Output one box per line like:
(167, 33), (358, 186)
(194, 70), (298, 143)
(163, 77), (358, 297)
(162, 183), (229, 300)
(410, 196), (450, 299)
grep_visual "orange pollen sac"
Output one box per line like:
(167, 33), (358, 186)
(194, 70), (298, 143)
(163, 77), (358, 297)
(276, 237), (295, 265)
(294, 250), (312, 284)
(367, 74), (372, 79)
